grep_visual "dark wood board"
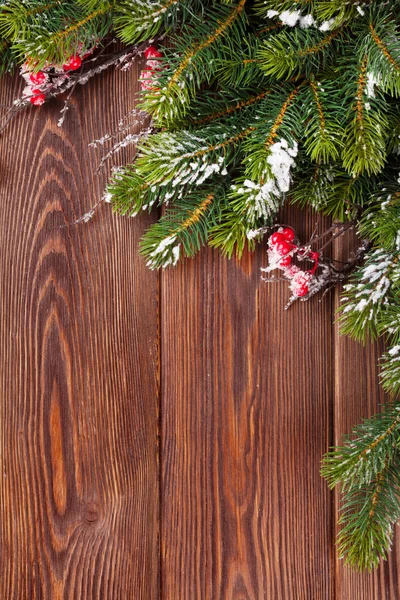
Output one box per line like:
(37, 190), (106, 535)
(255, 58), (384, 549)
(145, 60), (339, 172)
(0, 66), (160, 599)
(160, 209), (334, 599)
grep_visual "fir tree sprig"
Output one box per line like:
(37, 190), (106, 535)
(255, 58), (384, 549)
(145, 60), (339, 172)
(140, 0), (248, 126)
(322, 401), (400, 570)
(114, 0), (206, 44)
(140, 184), (226, 268)
(340, 248), (400, 342)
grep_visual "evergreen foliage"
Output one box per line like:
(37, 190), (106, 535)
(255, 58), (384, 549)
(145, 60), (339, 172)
(1, 0), (400, 571)
(322, 401), (400, 570)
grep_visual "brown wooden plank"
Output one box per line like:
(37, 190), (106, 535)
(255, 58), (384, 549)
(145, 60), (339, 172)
(0, 65), (160, 598)
(161, 208), (334, 599)
(333, 232), (400, 599)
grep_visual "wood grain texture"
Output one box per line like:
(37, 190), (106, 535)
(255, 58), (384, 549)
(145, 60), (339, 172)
(0, 64), (159, 598)
(161, 208), (334, 599)
(333, 232), (400, 600)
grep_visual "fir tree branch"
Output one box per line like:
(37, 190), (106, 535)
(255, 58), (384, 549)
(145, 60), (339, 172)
(340, 249), (399, 342)
(0, 0), (62, 39)
(114, 0), (202, 44)
(50, 6), (111, 43)
(140, 187), (224, 268)
(190, 89), (270, 126)
(302, 78), (344, 162)
(243, 83), (304, 182)
(342, 54), (388, 176)
(336, 455), (400, 570)
(323, 399), (400, 570)
(170, 0), (246, 85)
(265, 85), (302, 151)
(369, 23), (400, 74)
(140, 0), (248, 125)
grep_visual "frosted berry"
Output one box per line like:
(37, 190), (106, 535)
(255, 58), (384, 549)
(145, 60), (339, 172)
(285, 265), (300, 277)
(296, 285), (309, 297)
(279, 255), (292, 267)
(30, 93), (46, 106)
(281, 227), (295, 242)
(270, 232), (284, 245)
(146, 59), (163, 71)
(293, 272), (309, 287)
(140, 68), (154, 90)
(63, 56), (82, 71)
(144, 45), (163, 60)
(275, 240), (292, 255)
(30, 71), (47, 85)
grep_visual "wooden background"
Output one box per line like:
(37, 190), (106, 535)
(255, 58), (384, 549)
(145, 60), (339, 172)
(0, 62), (399, 600)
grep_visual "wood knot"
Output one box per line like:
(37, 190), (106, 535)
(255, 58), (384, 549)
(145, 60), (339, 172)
(84, 503), (101, 524)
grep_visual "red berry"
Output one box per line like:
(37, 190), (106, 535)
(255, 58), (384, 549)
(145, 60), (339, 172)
(296, 285), (309, 297)
(146, 59), (163, 71)
(140, 68), (155, 90)
(293, 272), (309, 286)
(281, 227), (295, 242)
(144, 45), (163, 60)
(30, 71), (46, 85)
(276, 240), (292, 255)
(63, 55), (82, 71)
(308, 251), (319, 274)
(279, 255), (292, 267)
(270, 232), (284, 245)
(285, 265), (300, 278)
(29, 93), (46, 106)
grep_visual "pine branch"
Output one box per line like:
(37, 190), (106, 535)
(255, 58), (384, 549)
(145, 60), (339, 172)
(340, 248), (400, 342)
(209, 208), (256, 258)
(257, 28), (342, 80)
(188, 88), (271, 127)
(242, 82), (304, 181)
(302, 78), (344, 162)
(342, 54), (388, 176)
(368, 13), (400, 97)
(0, 38), (14, 73)
(3, 2), (113, 68)
(358, 187), (400, 252)
(140, 186), (225, 268)
(336, 455), (400, 570)
(114, 0), (205, 44)
(140, 0), (248, 125)
(322, 401), (400, 570)
(0, 0), (62, 40)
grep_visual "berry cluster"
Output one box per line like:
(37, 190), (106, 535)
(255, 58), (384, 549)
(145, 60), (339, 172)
(267, 227), (319, 298)
(140, 45), (163, 91)
(21, 53), (85, 106)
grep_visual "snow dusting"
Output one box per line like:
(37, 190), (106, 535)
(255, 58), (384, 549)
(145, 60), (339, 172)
(365, 72), (381, 98)
(233, 138), (298, 220)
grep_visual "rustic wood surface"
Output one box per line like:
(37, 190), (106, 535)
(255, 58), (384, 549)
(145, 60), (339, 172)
(161, 210), (333, 600)
(0, 69), (398, 599)
(0, 67), (159, 599)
